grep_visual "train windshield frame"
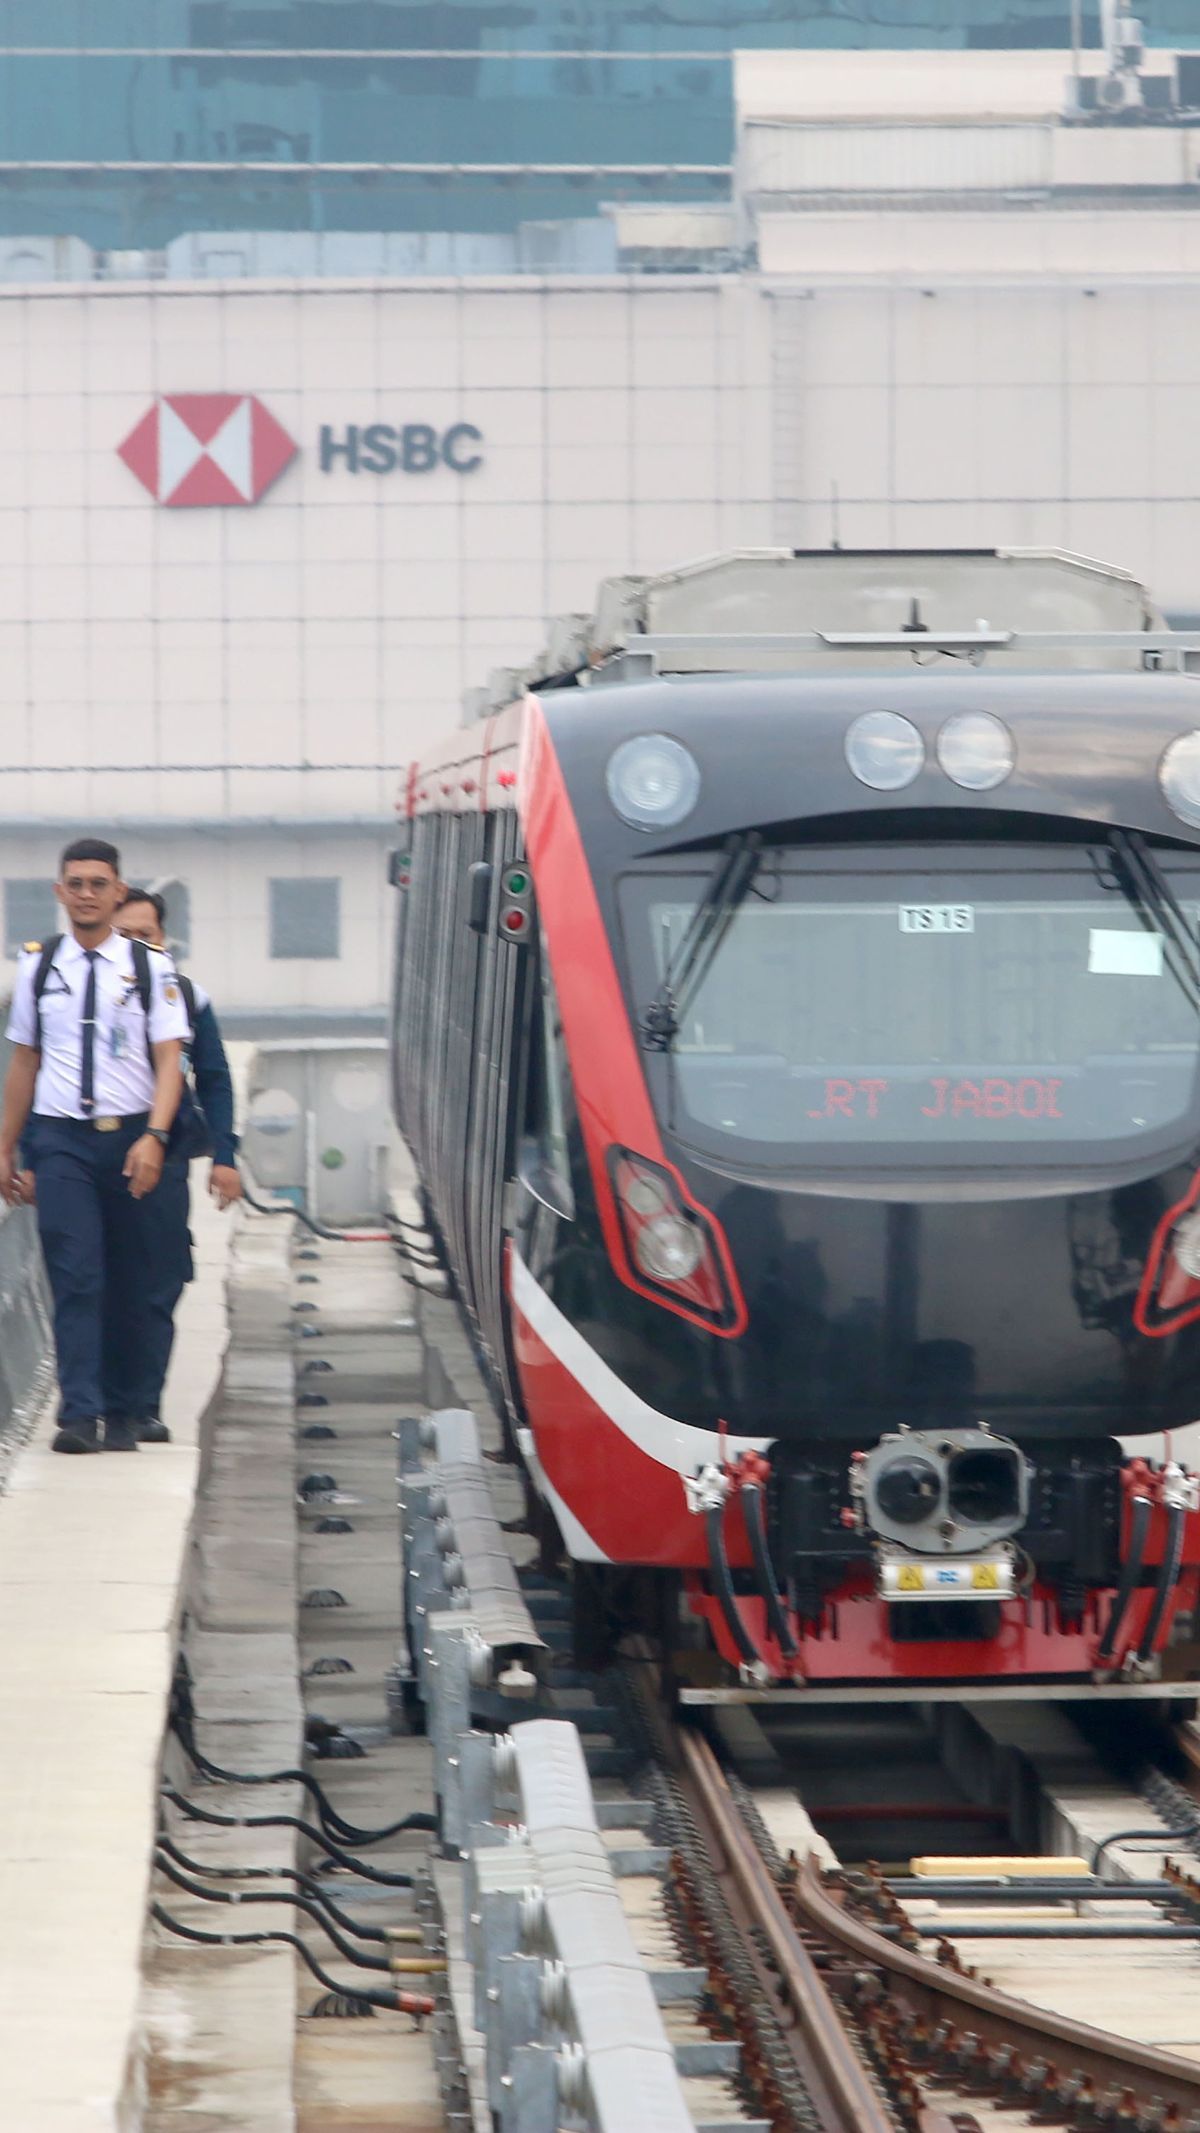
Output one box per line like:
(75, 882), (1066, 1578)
(616, 839), (1200, 1174)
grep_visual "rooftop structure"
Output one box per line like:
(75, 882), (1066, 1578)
(0, 0), (1159, 266)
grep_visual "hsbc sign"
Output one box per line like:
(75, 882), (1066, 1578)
(117, 394), (484, 506)
(118, 394), (297, 506)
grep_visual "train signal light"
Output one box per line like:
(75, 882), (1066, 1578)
(497, 860), (533, 945)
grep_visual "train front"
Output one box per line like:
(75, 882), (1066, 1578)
(508, 664), (1200, 1690)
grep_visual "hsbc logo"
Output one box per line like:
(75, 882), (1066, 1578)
(117, 395), (485, 506)
(118, 393), (298, 507)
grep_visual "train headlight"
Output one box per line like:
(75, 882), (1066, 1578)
(623, 1171), (669, 1217)
(609, 1147), (742, 1326)
(633, 1211), (704, 1283)
(1160, 730), (1200, 829)
(936, 710), (1014, 792)
(845, 710), (924, 792)
(1172, 1209), (1200, 1280)
(606, 734), (700, 831)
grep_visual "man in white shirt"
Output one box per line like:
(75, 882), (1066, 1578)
(0, 837), (188, 1453)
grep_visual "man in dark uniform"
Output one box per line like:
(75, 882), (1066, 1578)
(116, 886), (242, 1443)
(0, 838), (187, 1452)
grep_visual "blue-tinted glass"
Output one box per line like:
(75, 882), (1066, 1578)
(0, 0), (1119, 53)
(0, 50), (730, 164)
(30, 0), (1200, 251)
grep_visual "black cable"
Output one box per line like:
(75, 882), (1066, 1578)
(171, 1719), (437, 1846)
(155, 1833), (388, 1943)
(150, 1904), (433, 2016)
(1092, 1826), (1199, 1872)
(740, 1481), (800, 1659)
(162, 1784), (416, 1887)
(1096, 1491), (1152, 1663)
(237, 1165), (441, 1263)
(705, 1501), (771, 1673)
(1138, 1498), (1188, 1664)
(154, 1852), (391, 1971)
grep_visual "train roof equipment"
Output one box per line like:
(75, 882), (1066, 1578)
(465, 547), (1200, 720)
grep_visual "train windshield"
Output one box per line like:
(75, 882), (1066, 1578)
(619, 843), (1200, 1165)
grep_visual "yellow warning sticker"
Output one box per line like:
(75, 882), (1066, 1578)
(971, 1563), (1000, 1590)
(896, 1564), (925, 1592)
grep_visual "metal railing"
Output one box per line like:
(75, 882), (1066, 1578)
(0, 1202), (52, 1489)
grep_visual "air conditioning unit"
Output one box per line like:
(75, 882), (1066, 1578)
(1097, 68), (1144, 112)
(0, 236), (95, 282)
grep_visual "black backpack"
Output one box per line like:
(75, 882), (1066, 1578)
(30, 937), (208, 1153)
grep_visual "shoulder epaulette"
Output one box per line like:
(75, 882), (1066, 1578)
(145, 942), (167, 955)
(22, 940), (40, 953)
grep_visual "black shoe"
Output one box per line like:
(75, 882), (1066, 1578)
(52, 1419), (101, 1454)
(102, 1416), (140, 1451)
(137, 1419), (171, 1444)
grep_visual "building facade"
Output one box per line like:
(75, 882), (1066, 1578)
(0, 274), (775, 1023)
(0, 1), (1125, 260)
(7, 41), (1200, 1025)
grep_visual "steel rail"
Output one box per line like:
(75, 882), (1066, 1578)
(679, 1726), (895, 2133)
(789, 1844), (1200, 2121)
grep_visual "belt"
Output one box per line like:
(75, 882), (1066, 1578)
(33, 1112), (149, 1133)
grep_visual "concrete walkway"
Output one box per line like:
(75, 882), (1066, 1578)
(0, 1181), (237, 2133)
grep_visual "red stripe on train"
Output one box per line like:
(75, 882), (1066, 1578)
(517, 695), (747, 1337)
(509, 1286), (712, 1567)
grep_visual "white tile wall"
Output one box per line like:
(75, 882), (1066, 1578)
(5, 268), (1200, 1020)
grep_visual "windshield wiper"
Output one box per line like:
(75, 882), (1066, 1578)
(1108, 828), (1200, 1009)
(641, 832), (763, 1052)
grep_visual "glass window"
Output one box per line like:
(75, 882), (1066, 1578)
(619, 844), (1200, 1166)
(269, 876), (340, 959)
(10, 0), (1180, 252)
(538, 956), (573, 1205)
(4, 879), (56, 957)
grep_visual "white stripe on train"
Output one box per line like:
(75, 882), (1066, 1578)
(509, 1245), (770, 1485)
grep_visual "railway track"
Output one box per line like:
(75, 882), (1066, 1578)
(664, 1711), (1200, 2133)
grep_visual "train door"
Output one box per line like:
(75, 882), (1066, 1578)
(462, 806), (533, 1414)
(445, 803), (488, 1322)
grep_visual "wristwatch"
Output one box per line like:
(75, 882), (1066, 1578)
(146, 1127), (171, 1149)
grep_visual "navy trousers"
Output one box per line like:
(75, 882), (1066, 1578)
(30, 1114), (168, 1425)
(132, 1153), (193, 1421)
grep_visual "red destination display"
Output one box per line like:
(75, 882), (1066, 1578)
(807, 1075), (1065, 1122)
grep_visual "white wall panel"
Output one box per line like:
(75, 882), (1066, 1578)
(976, 385), (1064, 500)
(1064, 288), (1154, 385)
(1066, 384), (1152, 500)
(782, 383), (890, 500)
(743, 121), (1050, 197)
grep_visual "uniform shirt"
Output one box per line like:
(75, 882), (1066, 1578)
(6, 930), (190, 1119)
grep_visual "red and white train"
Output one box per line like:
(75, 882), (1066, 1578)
(390, 550), (1200, 1694)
